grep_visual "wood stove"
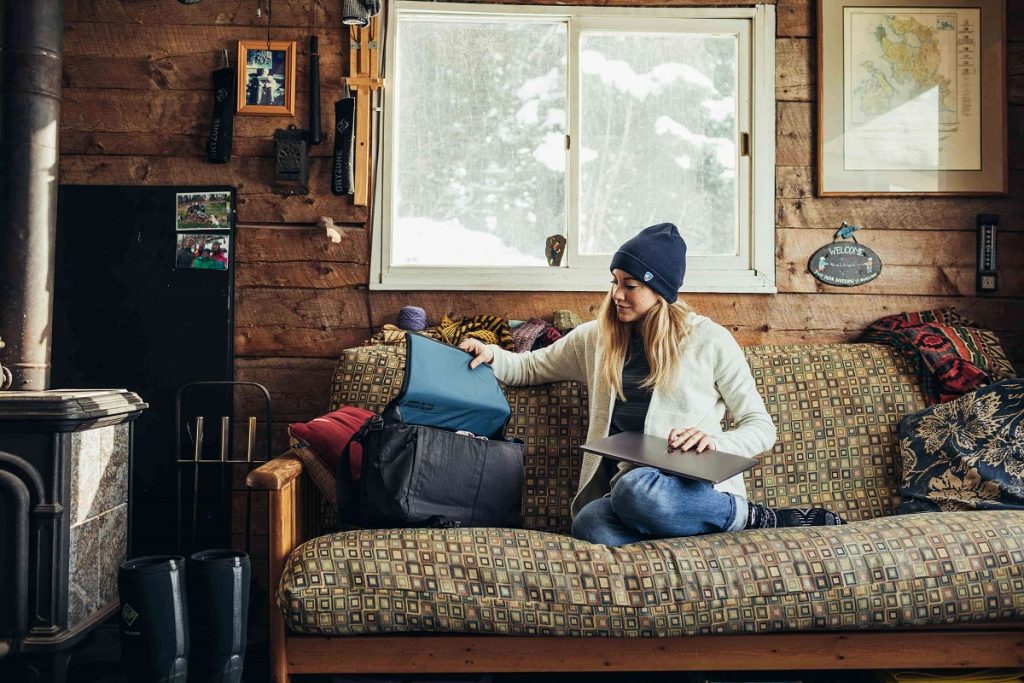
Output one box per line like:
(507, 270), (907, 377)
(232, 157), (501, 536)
(0, 390), (146, 682)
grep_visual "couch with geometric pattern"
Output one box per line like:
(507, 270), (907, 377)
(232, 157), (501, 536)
(248, 341), (1024, 681)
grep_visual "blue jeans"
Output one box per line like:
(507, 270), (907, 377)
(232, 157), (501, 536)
(571, 467), (747, 546)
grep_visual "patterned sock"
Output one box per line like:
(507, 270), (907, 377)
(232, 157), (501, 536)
(745, 502), (845, 529)
(744, 501), (777, 529)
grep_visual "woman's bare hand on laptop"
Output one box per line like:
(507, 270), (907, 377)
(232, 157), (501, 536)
(668, 428), (716, 453)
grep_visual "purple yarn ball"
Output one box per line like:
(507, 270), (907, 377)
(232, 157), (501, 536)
(397, 306), (428, 331)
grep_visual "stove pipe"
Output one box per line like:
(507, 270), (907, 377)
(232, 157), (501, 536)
(0, 0), (64, 391)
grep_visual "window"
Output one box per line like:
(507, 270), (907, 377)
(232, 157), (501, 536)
(373, 2), (776, 293)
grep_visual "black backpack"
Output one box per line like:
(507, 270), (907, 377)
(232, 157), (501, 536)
(337, 333), (524, 528)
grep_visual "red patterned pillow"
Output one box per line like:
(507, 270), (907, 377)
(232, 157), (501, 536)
(288, 405), (375, 507)
(859, 307), (1016, 404)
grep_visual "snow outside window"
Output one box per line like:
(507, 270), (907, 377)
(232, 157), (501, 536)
(373, 3), (776, 293)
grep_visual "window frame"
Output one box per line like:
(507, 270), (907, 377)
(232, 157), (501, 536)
(372, 1), (777, 294)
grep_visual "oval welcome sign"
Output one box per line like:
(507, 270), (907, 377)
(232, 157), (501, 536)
(807, 241), (882, 287)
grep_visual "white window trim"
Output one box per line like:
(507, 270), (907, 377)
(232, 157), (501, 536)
(371, 2), (777, 294)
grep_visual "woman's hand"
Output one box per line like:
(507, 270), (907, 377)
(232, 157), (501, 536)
(457, 338), (495, 369)
(668, 427), (716, 453)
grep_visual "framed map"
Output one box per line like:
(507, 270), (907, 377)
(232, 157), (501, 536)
(818, 0), (1006, 195)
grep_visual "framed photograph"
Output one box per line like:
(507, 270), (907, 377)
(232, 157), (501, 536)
(236, 39), (296, 116)
(818, 0), (1006, 195)
(175, 233), (230, 271)
(175, 191), (232, 231)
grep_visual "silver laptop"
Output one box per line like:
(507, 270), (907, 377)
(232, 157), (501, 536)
(581, 431), (758, 484)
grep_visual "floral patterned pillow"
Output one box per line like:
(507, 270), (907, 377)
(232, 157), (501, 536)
(898, 378), (1024, 513)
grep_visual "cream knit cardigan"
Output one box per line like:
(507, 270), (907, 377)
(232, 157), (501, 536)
(488, 314), (777, 518)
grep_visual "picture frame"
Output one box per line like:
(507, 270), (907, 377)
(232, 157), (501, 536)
(236, 39), (296, 116)
(817, 0), (1006, 196)
(175, 191), (232, 231)
(175, 233), (231, 271)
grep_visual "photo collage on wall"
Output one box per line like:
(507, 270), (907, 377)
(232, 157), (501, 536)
(174, 191), (231, 271)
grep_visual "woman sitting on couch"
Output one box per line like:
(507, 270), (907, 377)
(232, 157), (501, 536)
(460, 223), (843, 546)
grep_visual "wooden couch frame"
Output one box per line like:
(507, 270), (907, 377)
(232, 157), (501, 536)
(248, 452), (1024, 682)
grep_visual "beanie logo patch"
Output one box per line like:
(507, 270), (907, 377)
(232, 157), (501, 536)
(643, 272), (653, 282)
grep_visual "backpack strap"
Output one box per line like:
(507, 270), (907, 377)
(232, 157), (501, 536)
(335, 415), (382, 524)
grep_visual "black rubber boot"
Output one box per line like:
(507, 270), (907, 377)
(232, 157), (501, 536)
(117, 555), (189, 683)
(188, 549), (251, 683)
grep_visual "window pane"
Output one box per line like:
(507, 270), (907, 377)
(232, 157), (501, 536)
(392, 17), (567, 266)
(579, 31), (738, 256)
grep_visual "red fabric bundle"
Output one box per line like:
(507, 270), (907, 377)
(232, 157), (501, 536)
(859, 308), (1016, 404)
(288, 405), (376, 507)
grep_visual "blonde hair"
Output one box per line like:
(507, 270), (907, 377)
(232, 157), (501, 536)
(598, 291), (694, 400)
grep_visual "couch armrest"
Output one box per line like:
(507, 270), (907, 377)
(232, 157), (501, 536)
(246, 448), (313, 682)
(246, 449), (306, 490)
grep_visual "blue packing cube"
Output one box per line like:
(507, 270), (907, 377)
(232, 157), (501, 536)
(392, 332), (512, 438)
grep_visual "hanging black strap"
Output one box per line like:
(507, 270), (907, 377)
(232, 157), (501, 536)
(207, 66), (235, 164)
(332, 97), (356, 195)
(335, 415), (379, 524)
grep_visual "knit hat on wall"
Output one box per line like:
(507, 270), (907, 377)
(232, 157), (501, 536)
(609, 223), (687, 303)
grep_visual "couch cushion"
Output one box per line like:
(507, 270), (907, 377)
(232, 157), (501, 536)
(278, 511), (1024, 637)
(329, 343), (407, 416)
(899, 378), (1024, 513)
(740, 344), (928, 522)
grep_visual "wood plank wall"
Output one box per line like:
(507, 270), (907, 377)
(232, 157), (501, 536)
(60, 0), (1024, 625)
(61, 0), (1024, 449)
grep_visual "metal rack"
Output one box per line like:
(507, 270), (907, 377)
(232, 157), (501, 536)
(174, 381), (272, 555)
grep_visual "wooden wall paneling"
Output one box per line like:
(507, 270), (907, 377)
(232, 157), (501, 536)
(238, 194), (366, 224)
(775, 38), (813, 102)
(365, 292), (1021, 339)
(367, 292), (609, 330)
(1010, 42), (1024, 104)
(235, 287), (372, 357)
(62, 24), (345, 90)
(235, 358), (337, 422)
(236, 224), (372, 286)
(60, 125), (342, 163)
(1011, 106), (1024, 170)
(59, 156), (368, 224)
(236, 224), (369, 262)
(776, 0), (814, 38)
(59, 87), (344, 139)
(776, 192), (1024, 231)
(1000, 333), (1024, 369)
(776, 229), (1024, 296)
(776, 166), (814, 198)
(60, 87), (344, 158)
(62, 130), (261, 159)
(64, 1), (346, 27)
(235, 262), (367, 289)
(1010, 0), (1024, 41)
(234, 357), (340, 459)
(776, 101), (813, 166)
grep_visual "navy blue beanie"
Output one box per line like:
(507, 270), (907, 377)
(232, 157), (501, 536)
(609, 223), (687, 302)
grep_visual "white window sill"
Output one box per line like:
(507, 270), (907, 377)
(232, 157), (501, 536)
(369, 267), (777, 294)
